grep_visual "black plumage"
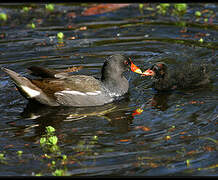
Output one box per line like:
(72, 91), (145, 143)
(142, 61), (213, 91)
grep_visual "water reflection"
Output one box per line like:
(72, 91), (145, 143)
(7, 98), (134, 140)
(150, 92), (171, 111)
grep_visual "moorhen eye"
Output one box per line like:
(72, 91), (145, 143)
(124, 60), (129, 65)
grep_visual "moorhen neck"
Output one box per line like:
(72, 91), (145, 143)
(2, 54), (140, 107)
(142, 61), (212, 91)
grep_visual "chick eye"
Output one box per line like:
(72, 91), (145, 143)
(154, 66), (160, 71)
(157, 63), (163, 69)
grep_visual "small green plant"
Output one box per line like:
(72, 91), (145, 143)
(40, 126), (60, 153)
(35, 173), (42, 176)
(0, 153), (7, 164)
(186, 159), (191, 167)
(51, 160), (56, 166)
(37, 126), (73, 176)
(45, 4), (55, 12)
(195, 11), (201, 17)
(171, 3), (188, 28)
(17, 150), (23, 157)
(22, 6), (30, 13)
(176, 20), (186, 28)
(46, 126), (56, 133)
(204, 18), (208, 23)
(199, 38), (204, 43)
(173, 3), (187, 16)
(62, 155), (67, 161)
(27, 23), (36, 29)
(139, 4), (144, 14)
(38, 129), (100, 176)
(57, 32), (64, 44)
(0, 153), (5, 160)
(0, 13), (7, 21)
(157, 3), (170, 15)
(57, 32), (64, 40)
(52, 169), (68, 176)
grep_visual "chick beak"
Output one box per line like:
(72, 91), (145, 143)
(141, 69), (155, 76)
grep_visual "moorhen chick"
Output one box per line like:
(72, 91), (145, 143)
(142, 61), (212, 91)
(1, 54), (140, 107)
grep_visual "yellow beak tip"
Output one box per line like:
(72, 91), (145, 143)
(134, 69), (142, 74)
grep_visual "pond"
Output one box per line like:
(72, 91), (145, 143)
(0, 3), (217, 176)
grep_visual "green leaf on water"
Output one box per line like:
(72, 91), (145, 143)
(22, 7), (30, 13)
(40, 137), (46, 145)
(0, 13), (7, 21)
(186, 159), (190, 167)
(199, 38), (204, 43)
(57, 32), (64, 39)
(17, 150), (23, 156)
(0, 153), (5, 160)
(139, 4), (144, 10)
(174, 3), (187, 12)
(48, 136), (58, 145)
(45, 4), (55, 12)
(52, 169), (66, 176)
(195, 11), (201, 17)
(46, 126), (56, 134)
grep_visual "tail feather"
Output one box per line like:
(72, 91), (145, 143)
(1, 67), (58, 106)
(28, 66), (69, 79)
(28, 66), (57, 78)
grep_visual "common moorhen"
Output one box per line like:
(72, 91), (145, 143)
(2, 54), (140, 107)
(142, 61), (212, 91)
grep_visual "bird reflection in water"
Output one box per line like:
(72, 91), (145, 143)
(7, 99), (134, 141)
(132, 92), (171, 117)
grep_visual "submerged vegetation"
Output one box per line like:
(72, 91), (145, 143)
(38, 126), (100, 176)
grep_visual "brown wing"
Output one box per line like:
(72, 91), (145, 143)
(28, 66), (58, 78)
(31, 75), (102, 98)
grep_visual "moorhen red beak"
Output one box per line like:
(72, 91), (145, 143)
(130, 62), (142, 74)
(128, 58), (142, 74)
(1, 54), (139, 107)
(142, 69), (155, 76)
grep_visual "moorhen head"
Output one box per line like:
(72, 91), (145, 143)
(142, 62), (212, 91)
(1, 54), (140, 107)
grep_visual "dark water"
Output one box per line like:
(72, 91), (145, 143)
(0, 3), (217, 176)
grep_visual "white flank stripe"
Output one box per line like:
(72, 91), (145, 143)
(59, 90), (86, 96)
(21, 85), (40, 98)
(86, 91), (101, 95)
(109, 92), (120, 97)
(55, 92), (64, 96)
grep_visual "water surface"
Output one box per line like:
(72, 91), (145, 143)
(0, 3), (217, 176)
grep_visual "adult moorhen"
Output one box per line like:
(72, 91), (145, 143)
(142, 61), (213, 91)
(2, 54), (140, 106)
